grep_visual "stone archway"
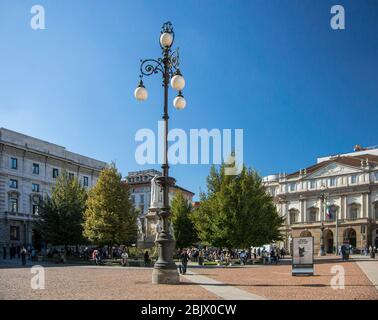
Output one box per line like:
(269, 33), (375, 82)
(324, 229), (334, 253)
(300, 230), (312, 237)
(343, 228), (357, 247)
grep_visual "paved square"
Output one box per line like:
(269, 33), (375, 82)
(0, 257), (377, 300)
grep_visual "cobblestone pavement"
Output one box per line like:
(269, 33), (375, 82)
(0, 265), (219, 300)
(1, 258), (377, 300)
(193, 259), (378, 300)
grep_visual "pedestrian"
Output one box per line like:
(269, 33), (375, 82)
(180, 249), (189, 274)
(2, 246), (6, 260)
(341, 244), (346, 261)
(21, 247), (27, 266)
(121, 250), (128, 266)
(144, 250), (150, 267)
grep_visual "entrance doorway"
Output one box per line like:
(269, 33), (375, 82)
(32, 229), (43, 251)
(324, 229), (334, 253)
(343, 228), (357, 248)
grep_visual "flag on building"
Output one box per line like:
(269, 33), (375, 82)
(326, 205), (331, 219)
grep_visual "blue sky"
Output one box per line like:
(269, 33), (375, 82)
(0, 0), (377, 199)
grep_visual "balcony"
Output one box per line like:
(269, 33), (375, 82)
(3, 211), (35, 221)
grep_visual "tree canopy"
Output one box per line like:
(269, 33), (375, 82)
(191, 164), (284, 248)
(83, 164), (137, 246)
(34, 171), (87, 246)
(170, 191), (198, 249)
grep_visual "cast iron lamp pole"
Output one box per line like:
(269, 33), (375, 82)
(134, 22), (186, 284)
(318, 184), (328, 256)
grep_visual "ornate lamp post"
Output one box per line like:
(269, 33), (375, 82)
(318, 184), (328, 256)
(134, 22), (186, 284)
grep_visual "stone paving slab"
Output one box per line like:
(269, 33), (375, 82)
(356, 260), (378, 290)
(193, 261), (378, 300)
(182, 271), (266, 300)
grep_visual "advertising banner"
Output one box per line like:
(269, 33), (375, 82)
(292, 236), (314, 276)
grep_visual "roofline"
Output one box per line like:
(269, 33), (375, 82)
(0, 141), (106, 172)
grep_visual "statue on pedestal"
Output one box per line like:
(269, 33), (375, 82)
(137, 218), (144, 241)
(150, 175), (160, 209)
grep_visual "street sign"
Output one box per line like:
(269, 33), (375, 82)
(292, 236), (314, 276)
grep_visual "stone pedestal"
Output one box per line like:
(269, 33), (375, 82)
(152, 267), (180, 284)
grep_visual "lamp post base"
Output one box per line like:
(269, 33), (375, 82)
(152, 267), (180, 284)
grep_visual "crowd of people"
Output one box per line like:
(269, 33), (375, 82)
(3, 242), (376, 268)
(2, 245), (38, 264)
(176, 246), (288, 272)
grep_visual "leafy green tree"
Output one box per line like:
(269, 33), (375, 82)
(170, 191), (198, 249)
(83, 164), (137, 246)
(34, 171), (87, 246)
(192, 164), (284, 249)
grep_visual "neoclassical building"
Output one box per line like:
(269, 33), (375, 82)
(125, 169), (194, 248)
(0, 128), (107, 250)
(263, 145), (378, 254)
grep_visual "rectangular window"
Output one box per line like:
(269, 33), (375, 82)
(289, 183), (296, 192)
(351, 175), (357, 184)
(10, 226), (20, 241)
(10, 198), (18, 213)
(9, 179), (18, 189)
(11, 157), (18, 169)
(308, 180), (316, 189)
(131, 195), (135, 204)
(140, 194), (144, 203)
(53, 168), (59, 178)
(32, 183), (40, 192)
(329, 177), (337, 187)
(83, 176), (89, 187)
(32, 163), (40, 174)
(68, 173), (74, 180)
(32, 204), (39, 215)
(375, 172), (378, 181)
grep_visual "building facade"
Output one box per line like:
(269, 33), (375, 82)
(0, 128), (107, 250)
(263, 146), (378, 254)
(125, 169), (194, 248)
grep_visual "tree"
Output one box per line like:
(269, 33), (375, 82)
(34, 171), (87, 246)
(191, 164), (284, 249)
(83, 164), (137, 246)
(170, 191), (198, 249)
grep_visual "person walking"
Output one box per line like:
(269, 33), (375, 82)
(21, 247), (27, 266)
(144, 250), (150, 267)
(180, 249), (189, 274)
(340, 244), (347, 261)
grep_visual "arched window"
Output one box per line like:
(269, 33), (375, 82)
(348, 203), (360, 219)
(8, 192), (19, 213)
(289, 209), (299, 224)
(307, 207), (318, 222)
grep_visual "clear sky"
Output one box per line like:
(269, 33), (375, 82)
(0, 0), (377, 200)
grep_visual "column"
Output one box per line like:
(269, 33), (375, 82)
(341, 195), (347, 219)
(303, 199), (307, 223)
(366, 193), (371, 218)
